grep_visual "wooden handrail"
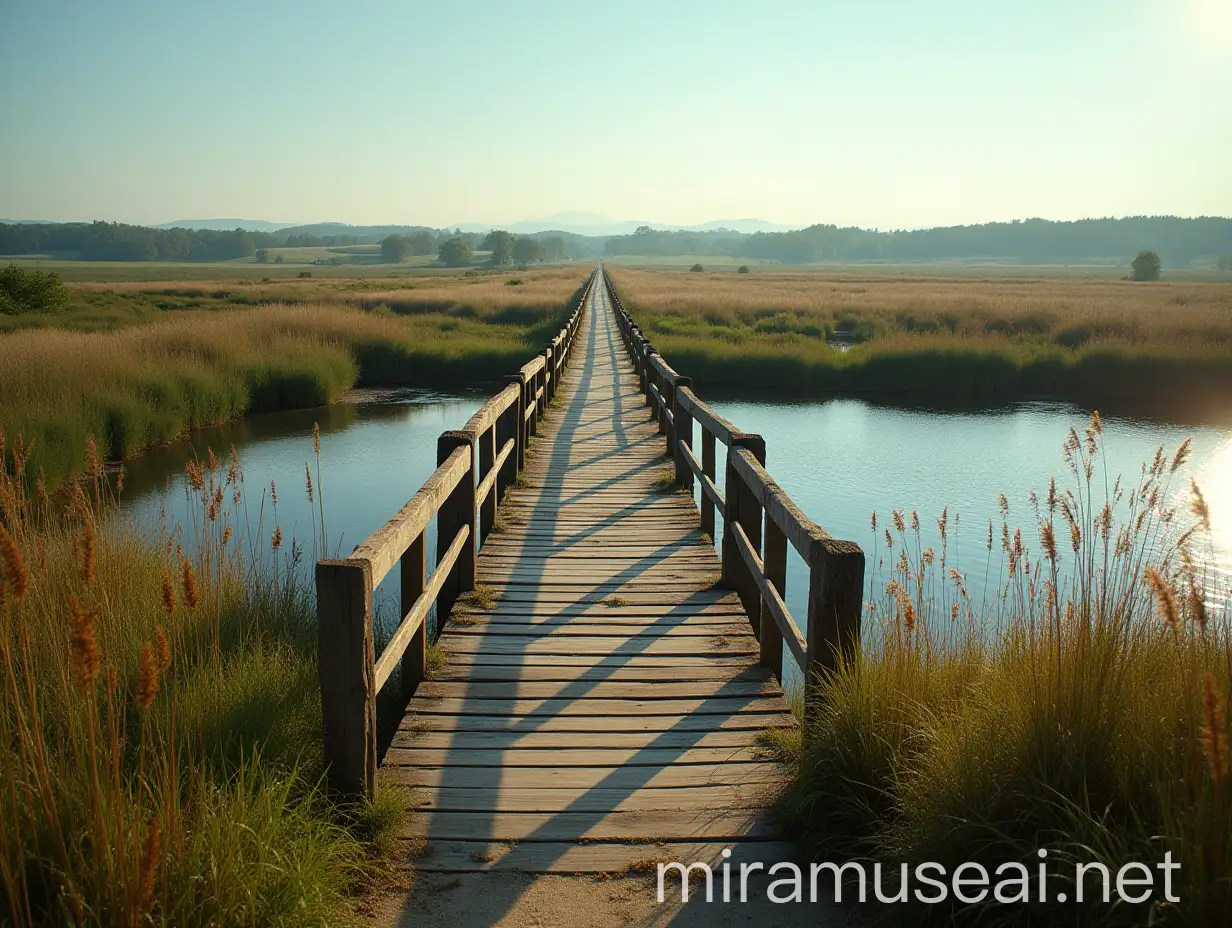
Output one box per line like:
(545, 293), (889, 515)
(317, 266), (596, 800)
(602, 266), (865, 730)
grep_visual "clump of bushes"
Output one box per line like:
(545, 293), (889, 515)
(0, 264), (69, 314)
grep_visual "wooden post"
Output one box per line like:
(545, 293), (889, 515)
(436, 431), (476, 626)
(504, 374), (526, 474)
(639, 343), (651, 403)
(538, 350), (549, 415)
(542, 347), (553, 406)
(478, 422), (496, 543)
(804, 536), (865, 719)
(317, 558), (375, 800)
(721, 434), (766, 635)
(400, 532), (426, 702)
(661, 372), (674, 450)
(761, 519), (787, 682)
(673, 377), (693, 489)
(701, 429), (716, 540)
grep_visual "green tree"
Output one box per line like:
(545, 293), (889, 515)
(482, 230), (515, 266)
(542, 236), (567, 262)
(689, 263), (704, 272)
(635, 225), (653, 236)
(0, 264), (70, 315)
(381, 235), (413, 263)
(512, 237), (546, 265)
(1130, 251), (1162, 281)
(438, 237), (473, 267)
(255, 248), (270, 264)
(737, 265), (750, 274)
(409, 230), (435, 255)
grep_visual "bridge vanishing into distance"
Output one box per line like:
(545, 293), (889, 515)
(316, 266), (865, 874)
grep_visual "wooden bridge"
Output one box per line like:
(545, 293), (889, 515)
(316, 267), (865, 873)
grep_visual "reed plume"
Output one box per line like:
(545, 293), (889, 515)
(0, 523), (27, 603)
(160, 573), (175, 615)
(181, 559), (198, 610)
(1200, 673), (1229, 784)
(135, 643), (160, 710)
(1145, 566), (1180, 630)
(68, 595), (101, 687)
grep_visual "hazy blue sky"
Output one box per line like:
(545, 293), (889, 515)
(1, 0), (1229, 229)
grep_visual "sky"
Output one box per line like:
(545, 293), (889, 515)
(1, 0), (1229, 230)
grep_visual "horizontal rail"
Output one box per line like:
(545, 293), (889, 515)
(731, 447), (830, 561)
(730, 523), (807, 668)
(373, 523), (470, 693)
(677, 386), (737, 445)
(348, 445), (469, 587)
(521, 355), (545, 380)
(464, 383), (519, 436)
(679, 442), (724, 519)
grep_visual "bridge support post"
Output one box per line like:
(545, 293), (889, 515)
(804, 538), (865, 724)
(542, 346), (554, 407)
(721, 434), (766, 636)
(317, 558), (375, 801)
(400, 533), (426, 703)
(760, 520), (787, 682)
(701, 430), (716, 539)
(502, 374), (525, 482)
(673, 377), (693, 489)
(478, 420), (496, 544)
(437, 431), (476, 627)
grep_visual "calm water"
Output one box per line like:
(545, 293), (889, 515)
(121, 392), (1232, 640)
(704, 398), (1232, 630)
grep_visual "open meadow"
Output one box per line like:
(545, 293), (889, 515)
(606, 266), (1232, 411)
(0, 266), (590, 484)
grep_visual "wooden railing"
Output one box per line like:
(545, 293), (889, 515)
(316, 269), (595, 799)
(604, 269), (865, 722)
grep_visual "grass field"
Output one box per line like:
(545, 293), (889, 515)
(0, 439), (409, 926)
(1, 267), (590, 483)
(784, 422), (1230, 924)
(606, 266), (1232, 408)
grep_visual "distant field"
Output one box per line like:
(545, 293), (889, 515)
(606, 265), (1232, 410)
(0, 250), (580, 282)
(606, 254), (1228, 280)
(0, 265), (591, 482)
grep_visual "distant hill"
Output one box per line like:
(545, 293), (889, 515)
(157, 219), (293, 233)
(454, 213), (793, 237)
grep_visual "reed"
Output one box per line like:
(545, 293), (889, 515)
(607, 267), (1232, 406)
(0, 288), (581, 487)
(786, 417), (1231, 924)
(0, 432), (403, 926)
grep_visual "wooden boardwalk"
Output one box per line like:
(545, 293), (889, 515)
(385, 273), (798, 872)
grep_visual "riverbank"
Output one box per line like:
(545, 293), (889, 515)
(1, 269), (589, 485)
(0, 442), (408, 926)
(780, 422), (1230, 924)
(606, 267), (1232, 407)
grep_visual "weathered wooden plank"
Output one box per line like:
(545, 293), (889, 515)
(414, 680), (777, 701)
(385, 746), (782, 768)
(387, 761), (785, 790)
(402, 839), (800, 873)
(407, 783), (783, 813)
(408, 696), (785, 717)
(389, 727), (778, 751)
(400, 809), (786, 842)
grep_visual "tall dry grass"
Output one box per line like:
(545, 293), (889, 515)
(0, 282), (582, 485)
(607, 267), (1232, 405)
(0, 433), (405, 927)
(787, 418), (1231, 924)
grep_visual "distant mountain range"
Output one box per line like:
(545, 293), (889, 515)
(3, 214), (793, 236)
(453, 212), (793, 237)
(156, 219), (294, 233)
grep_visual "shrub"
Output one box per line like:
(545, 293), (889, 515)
(0, 264), (70, 314)
(737, 265), (750, 274)
(1131, 250), (1162, 281)
(689, 263), (704, 272)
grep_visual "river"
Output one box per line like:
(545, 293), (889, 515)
(120, 390), (1231, 639)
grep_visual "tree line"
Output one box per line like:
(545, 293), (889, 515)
(604, 217), (1232, 266)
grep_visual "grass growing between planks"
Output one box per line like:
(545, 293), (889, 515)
(1, 268), (589, 487)
(0, 433), (406, 927)
(784, 418), (1231, 925)
(606, 267), (1232, 406)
